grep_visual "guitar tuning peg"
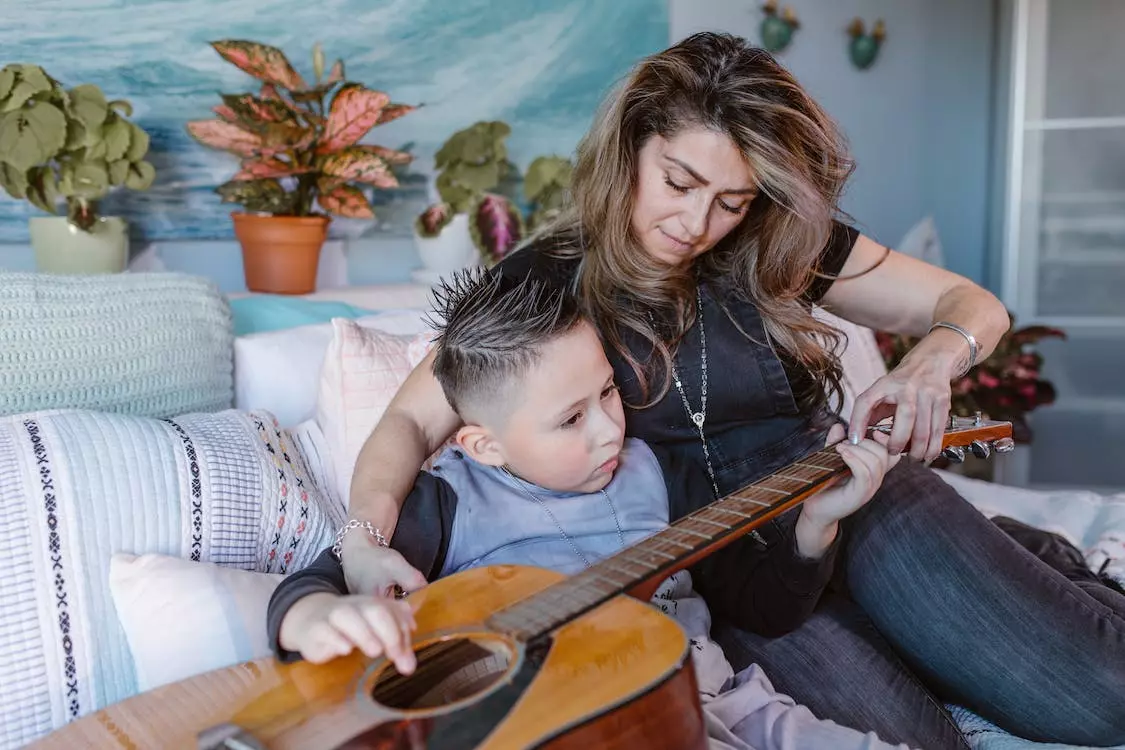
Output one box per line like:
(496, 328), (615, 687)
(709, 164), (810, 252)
(970, 440), (991, 459)
(942, 445), (966, 463)
(991, 437), (1015, 454)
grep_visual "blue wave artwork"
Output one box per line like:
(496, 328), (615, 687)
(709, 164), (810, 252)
(0, 0), (667, 243)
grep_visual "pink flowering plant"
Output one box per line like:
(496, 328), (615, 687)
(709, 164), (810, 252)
(875, 314), (1066, 443)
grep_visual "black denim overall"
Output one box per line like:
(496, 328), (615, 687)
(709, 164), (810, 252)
(611, 281), (830, 547)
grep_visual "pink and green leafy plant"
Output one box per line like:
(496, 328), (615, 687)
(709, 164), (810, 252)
(186, 40), (415, 219)
(468, 192), (525, 266)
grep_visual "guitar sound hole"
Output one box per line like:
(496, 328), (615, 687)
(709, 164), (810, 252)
(370, 636), (514, 711)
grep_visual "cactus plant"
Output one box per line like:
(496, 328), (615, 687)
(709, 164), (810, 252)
(186, 40), (415, 220)
(0, 64), (154, 231)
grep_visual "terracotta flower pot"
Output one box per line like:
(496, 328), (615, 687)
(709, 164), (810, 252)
(232, 212), (330, 295)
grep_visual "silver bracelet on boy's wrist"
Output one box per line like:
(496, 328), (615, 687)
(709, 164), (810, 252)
(928, 321), (978, 377)
(332, 519), (389, 560)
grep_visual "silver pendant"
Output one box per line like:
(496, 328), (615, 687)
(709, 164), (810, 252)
(692, 412), (705, 428)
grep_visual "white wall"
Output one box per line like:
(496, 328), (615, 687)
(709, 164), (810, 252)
(671, 0), (997, 285)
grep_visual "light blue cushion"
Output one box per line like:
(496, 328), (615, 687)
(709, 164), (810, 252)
(0, 271), (234, 419)
(229, 295), (374, 337)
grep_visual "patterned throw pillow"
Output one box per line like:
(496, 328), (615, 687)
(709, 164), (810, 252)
(316, 318), (436, 508)
(0, 408), (343, 749)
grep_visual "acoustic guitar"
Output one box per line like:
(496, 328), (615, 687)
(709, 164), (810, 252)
(30, 417), (1013, 750)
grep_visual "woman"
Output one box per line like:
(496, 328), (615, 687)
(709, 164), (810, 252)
(338, 32), (1125, 749)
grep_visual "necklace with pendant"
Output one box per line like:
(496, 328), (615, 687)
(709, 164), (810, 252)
(502, 468), (626, 569)
(672, 287), (720, 499)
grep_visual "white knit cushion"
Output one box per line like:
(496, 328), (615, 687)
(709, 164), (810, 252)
(0, 272), (233, 419)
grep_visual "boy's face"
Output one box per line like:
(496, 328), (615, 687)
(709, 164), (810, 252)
(463, 320), (626, 494)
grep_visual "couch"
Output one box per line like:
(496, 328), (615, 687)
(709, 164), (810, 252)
(1, 271), (1121, 750)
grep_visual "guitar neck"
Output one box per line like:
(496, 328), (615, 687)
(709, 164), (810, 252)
(486, 445), (849, 641)
(485, 416), (1013, 642)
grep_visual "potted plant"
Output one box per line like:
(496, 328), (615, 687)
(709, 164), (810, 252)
(186, 40), (415, 294)
(412, 120), (518, 278)
(463, 154), (575, 267)
(0, 64), (154, 274)
(523, 155), (573, 232)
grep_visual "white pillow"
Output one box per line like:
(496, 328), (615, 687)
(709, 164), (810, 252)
(234, 310), (431, 427)
(316, 319), (435, 508)
(108, 553), (284, 692)
(812, 307), (888, 421)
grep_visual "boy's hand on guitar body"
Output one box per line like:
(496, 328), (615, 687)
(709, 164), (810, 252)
(794, 425), (900, 559)
(278, 591), (418, 673)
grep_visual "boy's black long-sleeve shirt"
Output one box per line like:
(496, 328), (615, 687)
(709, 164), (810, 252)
(267, 445), (839, 661)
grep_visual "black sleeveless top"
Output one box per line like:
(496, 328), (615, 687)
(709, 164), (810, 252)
(495, 221), (859, 496)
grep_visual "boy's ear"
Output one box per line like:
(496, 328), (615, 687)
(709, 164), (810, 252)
(454, 424), (506, 467)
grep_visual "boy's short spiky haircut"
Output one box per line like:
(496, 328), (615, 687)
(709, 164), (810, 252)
(430, 267), (583, 420)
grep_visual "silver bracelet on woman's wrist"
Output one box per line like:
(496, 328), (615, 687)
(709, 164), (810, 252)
(928, 321), (978, 377)
(332, 519), (389, 560)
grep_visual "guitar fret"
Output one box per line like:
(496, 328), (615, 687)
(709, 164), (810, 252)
(701, 507), (748, 526)
(588, 570), (630, 591)
(548, 585), (598, 613)
(754, 477), (799, 494)
(679, 518), (720, 537)
(610, 557), (651, 577)
(585, 569), (624, 588)
(670, 527), (710, 542)
(775, 466), (821, 482)
(793, 458), (837, 472)
(713, 503), (757, 519)
(627, 547), (676, 565)
(690, 515), (729, 530)
(652, 536), (694, 553)
(594, 567), (635, 586)
(729, 492), (775, 508)
(727, 491), (773, 507)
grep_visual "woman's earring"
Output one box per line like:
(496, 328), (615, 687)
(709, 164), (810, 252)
(759, 0), (800, 54)
(847, 18), (887, 70)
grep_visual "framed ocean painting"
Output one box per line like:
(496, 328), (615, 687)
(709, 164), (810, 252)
(0, 0), (668, 243)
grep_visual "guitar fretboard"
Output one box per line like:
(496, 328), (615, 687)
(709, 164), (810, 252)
(485, 446), (848, 640)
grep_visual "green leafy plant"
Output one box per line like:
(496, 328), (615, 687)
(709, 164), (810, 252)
(876, 314), (1066, 443)
(523, 155), (572, 231)
(186, 40), (415, 219)
(414, 121), (574, 268)
(414, 120), (514, 238)
(0, 64), (154, 231)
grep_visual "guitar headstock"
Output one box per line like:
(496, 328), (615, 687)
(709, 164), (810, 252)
(870, 412), (1014, 462)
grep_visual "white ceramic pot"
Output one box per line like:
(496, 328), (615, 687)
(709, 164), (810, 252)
(29, 216), (129, 274)
(412, 213), (480, 278)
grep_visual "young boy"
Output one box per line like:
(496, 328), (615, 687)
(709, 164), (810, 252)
(267, 270), (909, 750)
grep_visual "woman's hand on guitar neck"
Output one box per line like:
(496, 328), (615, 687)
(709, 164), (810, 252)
(279, 591), (419, 673)
(794, 425), (900, 559)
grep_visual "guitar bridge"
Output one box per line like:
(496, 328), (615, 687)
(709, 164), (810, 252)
(197, 722), (266, 750)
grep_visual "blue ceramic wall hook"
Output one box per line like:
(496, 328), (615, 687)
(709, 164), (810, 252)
(847, 18), (887, 70)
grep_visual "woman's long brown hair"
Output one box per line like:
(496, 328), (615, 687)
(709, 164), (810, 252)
(534, 31), (855, 411)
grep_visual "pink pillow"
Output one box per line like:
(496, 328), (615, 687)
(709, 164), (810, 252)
(316, 319), (436, 508)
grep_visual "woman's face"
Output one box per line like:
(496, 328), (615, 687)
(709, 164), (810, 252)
(631, 126), (758, 268)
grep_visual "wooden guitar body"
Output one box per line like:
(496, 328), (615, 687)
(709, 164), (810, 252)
(29, 564), (705, 750)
